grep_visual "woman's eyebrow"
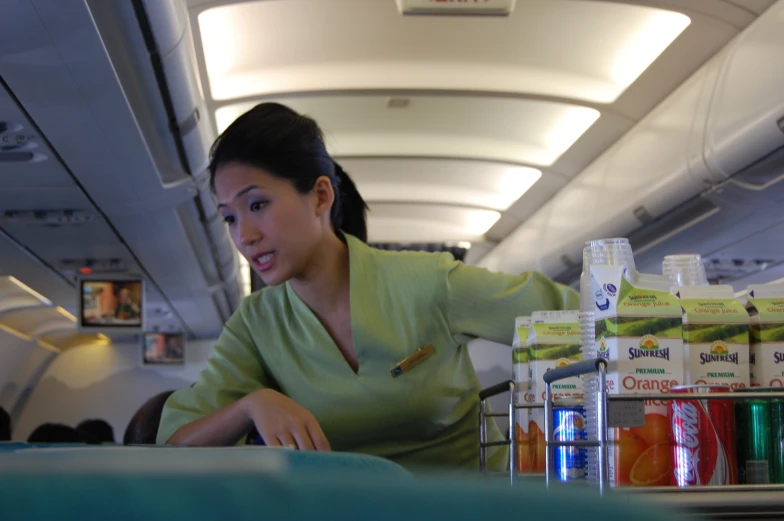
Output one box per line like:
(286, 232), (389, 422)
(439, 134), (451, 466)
(217, 185), (260, 209)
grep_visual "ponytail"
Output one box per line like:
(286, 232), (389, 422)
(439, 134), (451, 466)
(331, 161), (369, 243)
(208, 102), (369, 242)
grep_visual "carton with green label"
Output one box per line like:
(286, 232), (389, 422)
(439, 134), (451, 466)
(746, 283), (784, 387)
(679, 285), (750, 389)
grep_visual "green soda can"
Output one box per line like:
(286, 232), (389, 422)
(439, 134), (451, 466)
(735, 388), (784, 484)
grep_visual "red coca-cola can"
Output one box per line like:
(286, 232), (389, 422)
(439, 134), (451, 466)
(669, 385), (737, 486)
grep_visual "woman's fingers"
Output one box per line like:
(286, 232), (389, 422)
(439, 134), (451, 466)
(276, 431), (297, 450)
(306, 421), (331, 451)
(291, 422), (316, 451)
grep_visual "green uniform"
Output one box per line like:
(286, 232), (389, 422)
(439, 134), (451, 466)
(157, 234), (579, 471)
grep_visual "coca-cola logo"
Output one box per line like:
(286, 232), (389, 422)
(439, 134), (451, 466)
(672, 402), (702, 485)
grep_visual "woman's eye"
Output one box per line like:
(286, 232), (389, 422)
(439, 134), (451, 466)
(250, 201), (266, 212)
(222, 215), (235, 225)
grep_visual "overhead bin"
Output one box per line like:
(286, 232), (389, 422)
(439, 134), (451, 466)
(704, 2), (784, 183)
(479, 0), (784, 280)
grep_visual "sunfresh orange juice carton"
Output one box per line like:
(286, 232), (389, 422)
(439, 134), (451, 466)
(528, 310), (582, 472)
(591, 267), (683, 487)
(679, 285), (750, 389)
(746, 283), (784, 387)
(513, 316), (532, 473)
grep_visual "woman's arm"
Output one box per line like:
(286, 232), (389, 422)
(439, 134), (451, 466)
(165, 392), (254, 446)
(166, 388), (330, 450)
(439, 253), (580, 345)
(157, 298), (329, 450)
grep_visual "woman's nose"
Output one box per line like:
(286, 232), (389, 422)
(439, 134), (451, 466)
(239, 219), (261, 246)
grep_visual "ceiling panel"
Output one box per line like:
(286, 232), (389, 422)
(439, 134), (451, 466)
(1, 221), (129, 263)
(0, 187), (95, 212)
(724, 0), (778, 15)
(367, 202), (500, 242)
(197, 0), (690, 104)
(217, 95), (600, 167)
(339, 157), (541, 211)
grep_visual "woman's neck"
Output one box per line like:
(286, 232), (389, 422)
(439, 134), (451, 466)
(289, 231), (350, 317)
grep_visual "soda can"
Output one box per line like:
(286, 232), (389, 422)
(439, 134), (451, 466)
(669, 385), (737, 486)
(734, 387), (784, 484)
(553, 406), (587, 481)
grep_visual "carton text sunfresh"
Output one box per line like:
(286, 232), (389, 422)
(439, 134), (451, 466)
(679, 285), (750, 389)
(512, 316), (532, 473)
(591, 266), (683, 487)
(529, 310), (581, 472)
(746, 283), (784, 388)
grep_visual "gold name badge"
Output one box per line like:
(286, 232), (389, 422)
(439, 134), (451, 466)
(391, 344), (435, 378)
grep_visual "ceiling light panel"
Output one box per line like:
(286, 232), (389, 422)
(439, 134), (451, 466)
(367, 203), (500, 243)
(339, 158), (541, 211)
(197, 0), (690, 103)
(216, 96), (599, 167)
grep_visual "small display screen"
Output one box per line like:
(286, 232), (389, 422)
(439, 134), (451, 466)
(142, 332), (185, 365)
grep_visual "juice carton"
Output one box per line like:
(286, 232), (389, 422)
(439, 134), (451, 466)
(679, 285), (750, 389)
(591, 266), (683, 486)
(746, 283), (784, 387)
(528, 310), (582, 472)
(513, 316), (532, 473)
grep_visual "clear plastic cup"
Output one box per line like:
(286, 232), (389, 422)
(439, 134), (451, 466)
(662, 254), (708, 287)
(580, 238), (636, 312)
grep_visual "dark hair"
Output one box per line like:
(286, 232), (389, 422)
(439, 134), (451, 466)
(208, 102), (369, 242)
(77, 418), (115, 443)
(0, 406), (10, 441)
(123, 390), (175, 445)
(27, 423), (91, 444)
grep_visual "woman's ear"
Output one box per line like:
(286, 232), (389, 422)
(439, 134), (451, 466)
(311, 176), (335, 218)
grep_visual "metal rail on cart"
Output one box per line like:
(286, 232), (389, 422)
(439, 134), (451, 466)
(478, 359), (784, 518)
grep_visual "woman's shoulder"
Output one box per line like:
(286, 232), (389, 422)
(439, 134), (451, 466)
(348, 234), (456, 274)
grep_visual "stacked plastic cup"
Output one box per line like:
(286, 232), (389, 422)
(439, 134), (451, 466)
(662, 254), (709, 290)
(579, 238), (636, 481)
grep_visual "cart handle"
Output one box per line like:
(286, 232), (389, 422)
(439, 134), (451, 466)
(543, 358), (607, 384)
(479, 380), (514, 401)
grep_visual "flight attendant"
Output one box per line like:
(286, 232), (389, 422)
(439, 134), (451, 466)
(157, 102), (579, 471)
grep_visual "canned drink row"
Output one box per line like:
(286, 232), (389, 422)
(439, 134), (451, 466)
(515, 385), (784, 486)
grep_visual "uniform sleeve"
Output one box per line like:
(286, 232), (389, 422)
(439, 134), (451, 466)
(156, 300), (276, 444)
(440, 253), (580, 346)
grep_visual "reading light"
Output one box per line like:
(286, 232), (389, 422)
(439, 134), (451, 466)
(466, 210), (501, 235)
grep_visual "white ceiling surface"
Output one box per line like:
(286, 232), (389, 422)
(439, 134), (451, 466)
(188, 0), (762, 246)
(0, 0), (778, 355)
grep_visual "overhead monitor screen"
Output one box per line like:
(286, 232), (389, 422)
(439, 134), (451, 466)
(79, 279), (144, 331)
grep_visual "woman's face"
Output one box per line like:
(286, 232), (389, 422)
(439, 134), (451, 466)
(214, 162), (333, 286)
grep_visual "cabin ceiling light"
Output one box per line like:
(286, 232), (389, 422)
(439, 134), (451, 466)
(197, 3), (689, 104)
(466, 209), (501, 235)
(355, 165), (541, 211)
(609, 10), (691, 91)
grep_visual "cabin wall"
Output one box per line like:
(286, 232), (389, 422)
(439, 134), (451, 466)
(0, 330), (55, 419)
(11, 338), (216, 442)
(5, 335), (511, 442)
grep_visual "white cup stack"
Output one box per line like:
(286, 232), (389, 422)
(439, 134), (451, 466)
(580, 238), (636, 481)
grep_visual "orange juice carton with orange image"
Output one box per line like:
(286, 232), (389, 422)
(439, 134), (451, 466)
(590, 266), (683, 486)
(512, 316), (532, 473)
(528, 310), (582, 472)
(678, 285), (750, 389)
(746, 283), (784, 387)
